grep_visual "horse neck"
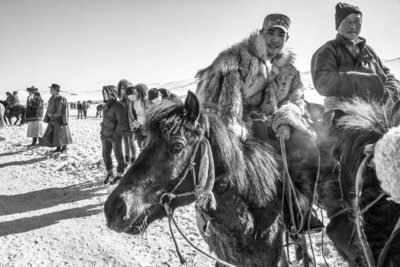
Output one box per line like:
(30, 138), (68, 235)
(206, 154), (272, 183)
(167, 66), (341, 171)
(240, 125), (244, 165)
(197, 183), (284, 266)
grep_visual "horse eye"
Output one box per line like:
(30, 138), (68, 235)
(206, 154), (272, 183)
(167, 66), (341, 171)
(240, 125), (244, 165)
(171, 143), (185, 153)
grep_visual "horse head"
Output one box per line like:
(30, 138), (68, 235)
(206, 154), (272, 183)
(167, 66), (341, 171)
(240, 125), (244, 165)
(317, 96), (400, 265)
(104, 91), (216, 234)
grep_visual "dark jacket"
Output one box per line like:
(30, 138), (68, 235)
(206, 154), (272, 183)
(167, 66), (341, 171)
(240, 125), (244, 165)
(101, 86), (129, 139)
(26, 93), (44, 122)
(311, 34), (400, 110)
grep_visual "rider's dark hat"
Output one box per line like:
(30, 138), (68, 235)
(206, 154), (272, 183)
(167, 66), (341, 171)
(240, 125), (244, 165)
(49, 83), (61, 91)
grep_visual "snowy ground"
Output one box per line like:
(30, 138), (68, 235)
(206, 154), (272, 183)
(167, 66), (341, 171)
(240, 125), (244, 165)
(0, 107), (348, 266)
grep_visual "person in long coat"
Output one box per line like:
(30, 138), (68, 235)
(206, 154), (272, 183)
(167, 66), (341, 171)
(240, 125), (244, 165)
(26, 86), (44, 146)
(40, 83), (72, 153)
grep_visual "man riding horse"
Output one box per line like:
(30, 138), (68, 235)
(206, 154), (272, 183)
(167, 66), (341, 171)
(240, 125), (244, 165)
(196, 13), (324, 233)
(2, 91), (26, 126)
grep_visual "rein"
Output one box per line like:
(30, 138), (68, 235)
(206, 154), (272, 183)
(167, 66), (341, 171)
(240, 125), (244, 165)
(158, 124), (237, 267)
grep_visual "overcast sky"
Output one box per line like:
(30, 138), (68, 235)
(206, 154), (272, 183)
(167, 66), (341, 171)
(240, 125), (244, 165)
(1, 0), (400, 94)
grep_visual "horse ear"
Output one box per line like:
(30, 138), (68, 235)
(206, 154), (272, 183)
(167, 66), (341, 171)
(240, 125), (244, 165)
(184, 91), (200, 123)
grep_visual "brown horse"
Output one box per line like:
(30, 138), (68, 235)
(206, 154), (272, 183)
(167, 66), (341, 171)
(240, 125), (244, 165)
(316, 97), (400, 267)
(104, 91), (289, 266)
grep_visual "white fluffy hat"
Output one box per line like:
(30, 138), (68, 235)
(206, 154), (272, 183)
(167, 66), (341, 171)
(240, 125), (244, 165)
(374, 126), (400, 204)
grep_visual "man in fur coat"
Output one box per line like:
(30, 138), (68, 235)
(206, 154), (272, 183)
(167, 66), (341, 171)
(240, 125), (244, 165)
(41, 83), (72, 153)
(196, 14), (323, 233)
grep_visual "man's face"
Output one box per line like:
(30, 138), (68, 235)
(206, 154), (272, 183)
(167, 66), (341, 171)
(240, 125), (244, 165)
(262, 27), (288, 58)
(337, 13), (362, 41)
(50, 88), (58, 96)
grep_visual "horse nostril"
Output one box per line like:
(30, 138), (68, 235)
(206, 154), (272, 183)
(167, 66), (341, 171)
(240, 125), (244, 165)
(113, 197), (127, 222)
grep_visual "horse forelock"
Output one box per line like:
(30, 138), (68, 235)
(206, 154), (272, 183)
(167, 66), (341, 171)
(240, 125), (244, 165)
(147, 101), (192, 141)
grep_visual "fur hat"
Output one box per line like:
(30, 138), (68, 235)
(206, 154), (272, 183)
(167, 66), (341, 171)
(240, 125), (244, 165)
(374, 127), (400, 204)
(102, 85), (118, 101)
(262, 14), (290, 33)
(148, 88), (160, 101)
(133, 83), (148, 100)
(335, 2), (362, 29)
(49, 83), (61, 91)
(117, 79), (133, 98)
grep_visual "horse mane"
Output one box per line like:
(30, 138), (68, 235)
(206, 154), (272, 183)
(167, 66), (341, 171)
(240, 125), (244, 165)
(146, 101), (281, 207)
(331, 97), (400, 175)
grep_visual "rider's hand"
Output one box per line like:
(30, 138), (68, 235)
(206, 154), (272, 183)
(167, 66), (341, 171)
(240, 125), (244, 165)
(276, 124), (291, 141)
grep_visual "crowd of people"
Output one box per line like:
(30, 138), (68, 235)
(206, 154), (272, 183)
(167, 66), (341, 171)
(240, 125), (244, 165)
(1, 2), (399, 232)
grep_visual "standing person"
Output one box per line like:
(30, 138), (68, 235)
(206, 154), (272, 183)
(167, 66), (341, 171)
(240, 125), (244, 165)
(77, 101), (83, 119)
(41, 83), (72, 153)
(126, 84), (149, 149)
(311, 2), (400, 122)
(101, 85), (129, 185)
(196, 13), (323, 233)
(117, 79), (139, 166)
(82, 101), (89, 119)
(25, 86), (44, 146)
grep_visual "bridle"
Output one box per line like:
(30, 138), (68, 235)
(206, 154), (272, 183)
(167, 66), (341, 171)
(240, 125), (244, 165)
(157, 122), (237, 267)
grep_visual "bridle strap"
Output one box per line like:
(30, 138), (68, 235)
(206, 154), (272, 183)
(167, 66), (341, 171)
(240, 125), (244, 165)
(159, 132), (237, 267)
(354, 153), (375, 267)
(159, 129), (204, 205)
(163, 203), (237, 267)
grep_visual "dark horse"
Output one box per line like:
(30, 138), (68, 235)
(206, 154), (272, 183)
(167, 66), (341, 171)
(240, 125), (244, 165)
(95, 104), (104, 118)
(104, 92), (289, 266)
(316, 97), (400, 266)
(0, 100), (26, 126)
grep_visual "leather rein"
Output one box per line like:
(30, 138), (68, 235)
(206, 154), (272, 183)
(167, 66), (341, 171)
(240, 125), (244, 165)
(158, 123), (237, 267)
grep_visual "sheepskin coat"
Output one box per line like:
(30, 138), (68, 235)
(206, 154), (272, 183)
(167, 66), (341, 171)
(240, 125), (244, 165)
(196, 33), (312, 139)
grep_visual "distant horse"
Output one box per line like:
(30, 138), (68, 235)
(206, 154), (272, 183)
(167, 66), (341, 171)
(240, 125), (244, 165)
(316, 97), (400, 266)
(0, 100), (26, 126)
(95, 104), (104, 118)
(104, 92), (289, 266)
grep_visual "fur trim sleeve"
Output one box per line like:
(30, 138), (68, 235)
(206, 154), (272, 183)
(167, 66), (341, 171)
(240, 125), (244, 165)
(272, 103), (314, 137)
(268, 52), (312, 136)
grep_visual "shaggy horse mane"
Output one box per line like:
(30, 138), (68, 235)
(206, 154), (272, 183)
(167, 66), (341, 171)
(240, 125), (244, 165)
(146, 101), (281, 207)
(331, 97), (400, 173)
